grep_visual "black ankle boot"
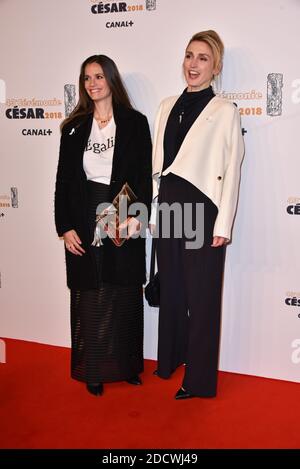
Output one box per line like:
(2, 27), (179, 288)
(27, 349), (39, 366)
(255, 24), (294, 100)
(86, 383), (103, 396)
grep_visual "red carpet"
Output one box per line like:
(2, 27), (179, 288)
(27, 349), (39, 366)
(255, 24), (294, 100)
(0, 338), (299, 449)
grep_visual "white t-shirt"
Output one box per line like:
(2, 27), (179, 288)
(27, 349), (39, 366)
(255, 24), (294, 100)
(83, 116), (116, 185)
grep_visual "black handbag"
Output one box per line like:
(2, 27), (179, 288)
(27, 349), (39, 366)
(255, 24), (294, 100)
(145, 238), (160, 307)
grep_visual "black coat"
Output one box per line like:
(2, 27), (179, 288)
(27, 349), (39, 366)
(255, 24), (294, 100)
(54, 104), (152, 289)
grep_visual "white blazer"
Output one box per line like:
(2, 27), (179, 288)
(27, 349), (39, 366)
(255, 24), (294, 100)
(152, 95), (245, 240)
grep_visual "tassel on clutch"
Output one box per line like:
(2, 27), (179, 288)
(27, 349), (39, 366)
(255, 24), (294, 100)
(91, 204), (116, 247)
(91, 222), (103, 247)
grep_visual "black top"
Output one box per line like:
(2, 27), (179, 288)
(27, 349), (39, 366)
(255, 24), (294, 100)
(163, 86), (215, 171)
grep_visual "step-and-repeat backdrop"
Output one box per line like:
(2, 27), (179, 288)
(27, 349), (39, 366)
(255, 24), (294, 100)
(1, 0), (300, 382)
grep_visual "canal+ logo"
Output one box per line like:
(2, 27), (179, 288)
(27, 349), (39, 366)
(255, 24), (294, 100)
(89, 1), (157, 28)
(4, 97), (63, 136)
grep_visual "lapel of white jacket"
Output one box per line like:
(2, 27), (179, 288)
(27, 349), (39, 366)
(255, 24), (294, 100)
(174, 96), (221, 161)
(152, 96), (177, 176)
(153, 96), (222, 177)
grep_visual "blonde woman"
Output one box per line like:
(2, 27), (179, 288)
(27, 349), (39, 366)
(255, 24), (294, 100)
(151, 31), (244, 399)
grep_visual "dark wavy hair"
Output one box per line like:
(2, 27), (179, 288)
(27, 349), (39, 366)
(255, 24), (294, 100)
(61, 55), (132, 130)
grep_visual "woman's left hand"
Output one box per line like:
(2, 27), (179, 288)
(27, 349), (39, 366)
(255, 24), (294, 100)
(211, 236), (229, 247)
(118, 217), (141, 240)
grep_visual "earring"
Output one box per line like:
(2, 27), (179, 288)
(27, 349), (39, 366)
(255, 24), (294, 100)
(211, 74), (222, 95)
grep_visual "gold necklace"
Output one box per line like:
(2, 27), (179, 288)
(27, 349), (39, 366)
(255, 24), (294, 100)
(94, 114), (112, 125)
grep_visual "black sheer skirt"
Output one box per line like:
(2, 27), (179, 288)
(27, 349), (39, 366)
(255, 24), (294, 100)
(70, 180), (144, 384)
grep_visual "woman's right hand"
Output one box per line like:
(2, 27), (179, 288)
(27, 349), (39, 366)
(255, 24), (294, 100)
(149, 224), (156, 236)
(63, 230), (86, 256)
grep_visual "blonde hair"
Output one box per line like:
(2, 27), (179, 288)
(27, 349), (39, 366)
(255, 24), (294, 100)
(187, 30), (224, 76)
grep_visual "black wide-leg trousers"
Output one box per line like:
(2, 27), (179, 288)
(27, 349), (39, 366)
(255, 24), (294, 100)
(156, 174), (225, 397)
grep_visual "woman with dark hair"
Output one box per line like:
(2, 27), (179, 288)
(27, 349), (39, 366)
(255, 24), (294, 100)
(151, 31), (244, 399)
(55, 55), (152, 396)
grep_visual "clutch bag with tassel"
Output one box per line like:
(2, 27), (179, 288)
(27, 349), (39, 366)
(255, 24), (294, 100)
(92, 182), (138, 247)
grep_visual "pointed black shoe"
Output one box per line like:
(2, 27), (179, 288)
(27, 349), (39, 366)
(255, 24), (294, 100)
(126, 375), (142, 385)
(175, 387), (195, 400)
(86, 383), (103, 396)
